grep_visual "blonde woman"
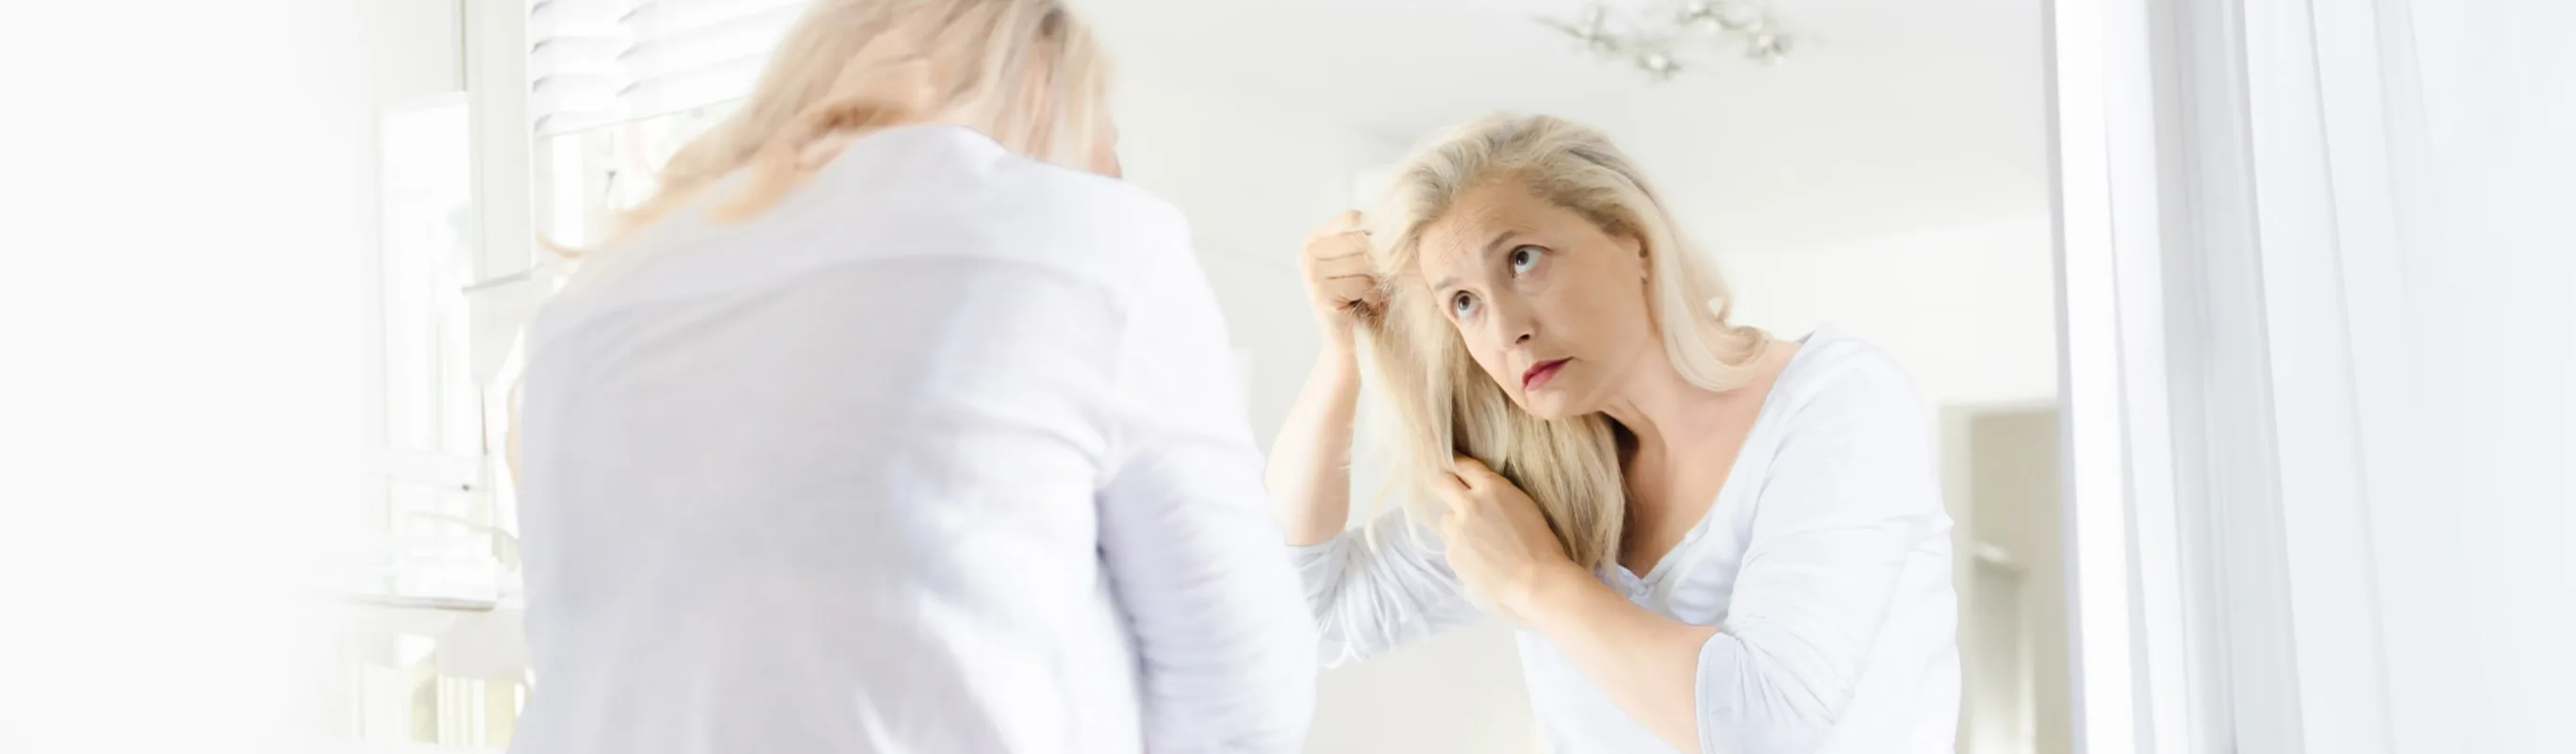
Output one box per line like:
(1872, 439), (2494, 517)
(1271, 114), (1957, 752)
(510, 2), (1313, 752)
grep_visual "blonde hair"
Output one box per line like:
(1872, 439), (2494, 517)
(508, 0), (1107, 483)
(604, 0), (1110, 242)
(1363, 113), (1768, 570)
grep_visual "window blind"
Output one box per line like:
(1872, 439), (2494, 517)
(528, 0), (808, 136)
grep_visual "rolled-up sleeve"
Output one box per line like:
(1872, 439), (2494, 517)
(1288, 508), (1484, 666)
(1693, 360), (1946, 754)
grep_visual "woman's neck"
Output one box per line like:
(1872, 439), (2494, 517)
(1599, 347), (1735, 467)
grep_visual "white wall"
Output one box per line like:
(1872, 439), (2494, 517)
(1112, 66), (1388, 448)
(4, 1), (372, 750)
(1717, 215), (2062, 410)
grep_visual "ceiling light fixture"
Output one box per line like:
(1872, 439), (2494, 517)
(1539, 1), (1793, 80)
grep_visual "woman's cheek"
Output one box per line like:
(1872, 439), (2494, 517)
(1463, 340), (1513, 392)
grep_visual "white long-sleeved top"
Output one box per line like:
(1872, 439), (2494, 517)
(511, 124), (1315, 754)
(1296, 328), (1959, 753)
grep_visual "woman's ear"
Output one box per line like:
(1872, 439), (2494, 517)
(1623, 233), (1650, 285)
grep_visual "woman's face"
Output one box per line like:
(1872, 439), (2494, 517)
(1414, 178), (1660, 420)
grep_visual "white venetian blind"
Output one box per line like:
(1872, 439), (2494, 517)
(528, 0), (809, 136)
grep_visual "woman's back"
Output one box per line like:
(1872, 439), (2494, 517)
(511, 124), (1313, 753)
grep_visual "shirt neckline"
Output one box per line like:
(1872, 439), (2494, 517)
(1616, 325), (1835, 589)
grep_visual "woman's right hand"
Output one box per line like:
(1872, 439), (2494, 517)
(1273, 210), (1379, 545)
(1298, 210), (1384, 357)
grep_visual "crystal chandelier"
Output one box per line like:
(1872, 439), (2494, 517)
(1538, 1), (1793, 80)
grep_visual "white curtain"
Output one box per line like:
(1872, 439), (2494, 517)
(2120, 0), (2576, 751)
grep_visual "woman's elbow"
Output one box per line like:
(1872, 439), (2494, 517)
(1301, 577), (1379, 668)
(1699, 633), (1856, 754)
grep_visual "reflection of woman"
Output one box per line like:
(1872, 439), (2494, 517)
(1271, 114), (1957, 752)
(511, 2), (1313, 753)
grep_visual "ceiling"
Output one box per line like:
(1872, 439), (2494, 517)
(1081, 0), (2052, 252)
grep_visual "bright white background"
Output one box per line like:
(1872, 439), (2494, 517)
(1, 1), (368, 751)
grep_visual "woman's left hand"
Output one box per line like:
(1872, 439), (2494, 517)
(1433, 456), (1588, 622)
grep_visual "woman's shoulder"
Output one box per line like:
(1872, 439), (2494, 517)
(851, 125), (1190, 252)
(1765, 326), (1927, 432)
(895, 128), (1198, 284)
(1739, 328), (1945, 522)
(993, 157), (1196, 264)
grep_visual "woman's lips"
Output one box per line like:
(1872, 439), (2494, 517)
(1523, 358), (1570, 390)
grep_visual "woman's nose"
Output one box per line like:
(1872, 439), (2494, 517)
(1492, 302), (1537, 350)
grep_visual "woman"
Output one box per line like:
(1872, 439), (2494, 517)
(1270, 114), (1957, 753)
(511, 2), (1313, 752)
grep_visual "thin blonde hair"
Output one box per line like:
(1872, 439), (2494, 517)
(602, 0), (1111, 244)
(1362, 113), (1769, 570)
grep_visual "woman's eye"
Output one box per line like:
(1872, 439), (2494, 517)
(1510, 245), (1543, 274)
(1451, 291), (1479, 318)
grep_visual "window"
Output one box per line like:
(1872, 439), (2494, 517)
(341, 3), (530, 750)
(536, 100), (739, 250)
(348, 630), (523, 748)
(339, 4), (802, 750)
(348, 88), (525, 754)
(530, 0), (805, 248)
(364, 97), (506, 611)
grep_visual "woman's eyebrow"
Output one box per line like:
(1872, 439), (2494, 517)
(1430, 229), (1527, 293)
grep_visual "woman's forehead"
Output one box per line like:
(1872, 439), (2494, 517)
(1417, 183), (1561, 270)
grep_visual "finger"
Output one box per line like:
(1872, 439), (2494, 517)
(1308, 234), (1373, 262)
(1301, 241), (1369, 271)
(1312, 252), (1378, 278)
(1428, 472), (1473, 513)
(1439, 511), (1468, 549)
(1431, 468), (1471, 493)
(1309, 209), (1365, 239)
(1451, 456), (1499, 488)
(1321, 277), (1378, 307)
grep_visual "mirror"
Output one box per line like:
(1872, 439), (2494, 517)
(351, 1), (2068, 751)
(1082, 1), (2066, 750)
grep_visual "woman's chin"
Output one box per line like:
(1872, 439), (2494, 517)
(1512, 392), (1582, 421)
